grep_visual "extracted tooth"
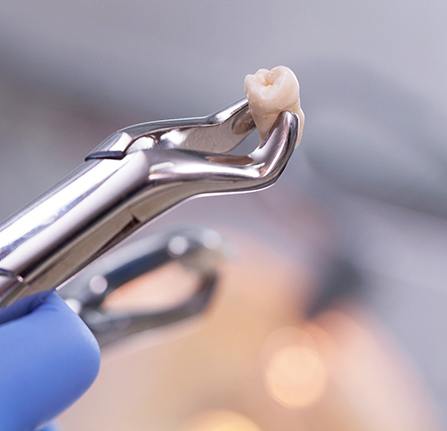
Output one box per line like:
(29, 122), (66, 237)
(244, 66), (304, 146)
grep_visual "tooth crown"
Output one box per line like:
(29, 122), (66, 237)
(244, 66), (304, 145)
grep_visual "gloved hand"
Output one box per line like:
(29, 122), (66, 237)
(0, 292), (100, 431)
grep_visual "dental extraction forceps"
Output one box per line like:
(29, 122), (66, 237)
(0, 99), (300, 318)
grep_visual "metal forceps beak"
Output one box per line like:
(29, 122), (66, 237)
(87, 98), (256, 158)
(0, 98), (300, 313)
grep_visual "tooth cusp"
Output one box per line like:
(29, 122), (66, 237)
(244, 65), (304, 145)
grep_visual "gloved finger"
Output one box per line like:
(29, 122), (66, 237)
(37, 423), (58, 431)
(0, 292), (100, 431)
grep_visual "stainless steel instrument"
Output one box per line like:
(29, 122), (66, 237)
(0, 99), (300, 319)
(61, 227), (222, 346)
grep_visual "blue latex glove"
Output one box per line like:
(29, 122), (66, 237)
(0, 292), (100, 430)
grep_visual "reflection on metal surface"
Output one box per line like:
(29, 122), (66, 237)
(183, 410), (261, 431)
(89, 274), (108, 295)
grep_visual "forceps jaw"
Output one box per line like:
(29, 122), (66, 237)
(128, 111), (299, 227)
(86, 99), (254, 160)
(145, 111), (299, 191)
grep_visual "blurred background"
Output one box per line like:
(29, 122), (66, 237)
(1, 1), (447, 429)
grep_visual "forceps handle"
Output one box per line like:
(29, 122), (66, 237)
(0, 152), (154, 312)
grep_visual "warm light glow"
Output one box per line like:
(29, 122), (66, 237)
(264, 344), (327, 409)
(182, 410), (261, 431)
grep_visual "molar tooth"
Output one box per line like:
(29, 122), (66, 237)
(244, 66), (304, 146)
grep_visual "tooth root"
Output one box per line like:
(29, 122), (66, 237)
(244, 66), (304, 146)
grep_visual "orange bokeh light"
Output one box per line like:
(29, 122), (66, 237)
(182, 410), (261, 431)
